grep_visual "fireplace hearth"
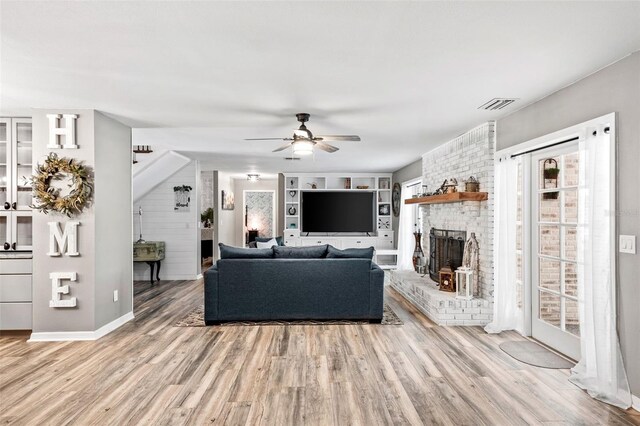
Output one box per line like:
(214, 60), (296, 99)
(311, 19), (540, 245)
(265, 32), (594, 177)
(428, 228), (466, 283)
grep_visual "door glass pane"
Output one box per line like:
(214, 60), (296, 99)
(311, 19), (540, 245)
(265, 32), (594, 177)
(16, 143), (32, 166)
(564, 262), (578, 297)
(15, 123), (32, 143)
(563, 226), (577, 261)
(563, 152), (579, 187)
(539, 290), (561, 328)
(539, 225), (560, 257)
(540, 193), (560, 222)
(565, 298), (580, 337)
(16, 216), (32, 247)
(0, 122), (7, 141)
(539, 258), (561, 293)
(0, 216), (7, 244)
(539, 155), (560, 190)
(563, 189), (578, 223)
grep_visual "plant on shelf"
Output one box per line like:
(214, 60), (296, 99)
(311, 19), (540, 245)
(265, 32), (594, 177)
(173, 185), (192, 192)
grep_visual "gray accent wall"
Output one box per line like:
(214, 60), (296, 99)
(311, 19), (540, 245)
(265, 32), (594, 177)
(94, 111), (133, 328)
(391, 159), (422, 247)
(32, 109), (133, 333)
(497, 51), (640, 396)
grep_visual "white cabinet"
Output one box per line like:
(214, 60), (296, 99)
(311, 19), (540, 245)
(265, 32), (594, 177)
(0, 257), (32, 330)
(0, 118), (33, 252)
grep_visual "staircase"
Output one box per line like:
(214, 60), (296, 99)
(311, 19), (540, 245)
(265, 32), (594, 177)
(132, 150), (192, 202)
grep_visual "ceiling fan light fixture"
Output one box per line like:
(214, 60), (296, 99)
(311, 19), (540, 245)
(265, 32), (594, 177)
(293, 140), (314, 156)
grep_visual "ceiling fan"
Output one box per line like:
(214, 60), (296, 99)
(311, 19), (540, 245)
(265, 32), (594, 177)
(245, 113), (361, 156)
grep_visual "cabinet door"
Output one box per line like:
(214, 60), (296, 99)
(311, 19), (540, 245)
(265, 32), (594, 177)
(0, 212), (9, 251)
(0, 118), (10, 210)
(11, 119), (33, 211)
(11, 212), (32, 251)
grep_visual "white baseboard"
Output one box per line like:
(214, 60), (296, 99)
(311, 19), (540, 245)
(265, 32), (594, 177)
(632, 394), (640, 412)
(28, 311), (134, 342)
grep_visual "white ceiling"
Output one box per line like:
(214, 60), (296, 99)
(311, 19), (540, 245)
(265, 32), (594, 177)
(2, 1), (640, 174)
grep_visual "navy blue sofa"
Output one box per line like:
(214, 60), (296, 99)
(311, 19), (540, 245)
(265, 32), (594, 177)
(204, 244), (384, 324)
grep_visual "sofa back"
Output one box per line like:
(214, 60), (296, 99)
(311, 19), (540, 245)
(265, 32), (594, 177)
(215, 258), (375, 320)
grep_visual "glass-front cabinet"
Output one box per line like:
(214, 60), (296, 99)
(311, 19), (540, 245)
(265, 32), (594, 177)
(0, 118), (33, 252)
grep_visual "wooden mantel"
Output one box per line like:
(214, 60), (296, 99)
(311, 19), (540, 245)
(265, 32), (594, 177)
(404, 192), (488, 205)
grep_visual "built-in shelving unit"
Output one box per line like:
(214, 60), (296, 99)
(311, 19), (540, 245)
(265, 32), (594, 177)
(404, 192), (488, 205)
(282, 173), (394, 250)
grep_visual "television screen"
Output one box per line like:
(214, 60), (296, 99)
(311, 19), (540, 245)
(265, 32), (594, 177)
(301, 191), (375, 232)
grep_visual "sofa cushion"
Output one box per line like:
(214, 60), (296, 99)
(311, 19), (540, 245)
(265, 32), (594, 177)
(326, 245), (375, 260)
(219, 243), (273, 259)
(273, 245), (328, 259)
(255, 236), (285, 246)
(256, 238), (278, 249)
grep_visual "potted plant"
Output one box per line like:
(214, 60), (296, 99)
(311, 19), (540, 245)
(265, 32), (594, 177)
(201, 207), (214, 227)
(543, 167), (560, 180)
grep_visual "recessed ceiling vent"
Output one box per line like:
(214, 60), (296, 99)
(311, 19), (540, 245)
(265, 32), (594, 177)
(284, 157), (301, 160)
(478, 98), (518, 110)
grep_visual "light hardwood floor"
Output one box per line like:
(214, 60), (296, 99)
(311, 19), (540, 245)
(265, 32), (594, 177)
(1, 278), (638, 425)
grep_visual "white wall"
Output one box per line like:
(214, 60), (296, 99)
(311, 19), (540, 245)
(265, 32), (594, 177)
(216, 172), (237, 250)
(133, 161), (199, 281)
(233, 178), (279, 246)
(498, 52), (640, 397)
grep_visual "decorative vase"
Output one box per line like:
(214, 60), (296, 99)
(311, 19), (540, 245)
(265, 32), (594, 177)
(287, 206), (297, 215)
(412, 231), (424, 272)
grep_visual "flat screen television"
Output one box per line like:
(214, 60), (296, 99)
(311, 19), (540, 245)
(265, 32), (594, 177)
(301, 191), (375, 233)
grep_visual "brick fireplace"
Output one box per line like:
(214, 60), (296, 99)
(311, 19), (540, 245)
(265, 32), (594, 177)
(390, 122), (495, 326)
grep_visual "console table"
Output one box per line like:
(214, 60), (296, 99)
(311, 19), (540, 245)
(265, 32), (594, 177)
(133, 241), (165, 284)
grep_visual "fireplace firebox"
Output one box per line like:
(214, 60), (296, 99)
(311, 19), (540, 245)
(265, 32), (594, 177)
(428, 228), (467, 282)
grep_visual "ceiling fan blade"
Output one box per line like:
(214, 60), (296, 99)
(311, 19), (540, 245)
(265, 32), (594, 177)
(315, 142), (339, 153)
(245, 137), (288, 141)
(272, 142), (293, 152)
(314, 135), (361, 142)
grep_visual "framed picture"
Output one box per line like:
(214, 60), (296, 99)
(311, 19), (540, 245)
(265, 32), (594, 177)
(222, 190), (235, 210)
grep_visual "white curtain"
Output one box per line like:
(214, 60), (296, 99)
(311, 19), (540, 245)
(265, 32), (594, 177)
(569, 125), (632, 409)
(485, 156), (523, 334)
(397, 182), (418, 270)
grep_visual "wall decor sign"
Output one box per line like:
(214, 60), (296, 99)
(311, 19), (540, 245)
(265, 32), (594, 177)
(31, 153), (93, 217)
(222, 190), (235, 210)
(49, 272), (78, 308)
(47, 221), (80, 256)
(173, 185), (192, 212)
(46, 114), (78, 149)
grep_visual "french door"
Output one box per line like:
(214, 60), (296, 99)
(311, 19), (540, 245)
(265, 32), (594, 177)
(530, 143), (580, 360)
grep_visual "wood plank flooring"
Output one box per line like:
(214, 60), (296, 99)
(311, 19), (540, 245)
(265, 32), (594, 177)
(1, 277), (639, 425)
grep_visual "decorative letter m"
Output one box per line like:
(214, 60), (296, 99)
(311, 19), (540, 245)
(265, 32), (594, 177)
(48, 221), (80, 256)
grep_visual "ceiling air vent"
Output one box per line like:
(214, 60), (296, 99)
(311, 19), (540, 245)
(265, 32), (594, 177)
(284, 157), (301, 160)
(478, 98), (518, 111)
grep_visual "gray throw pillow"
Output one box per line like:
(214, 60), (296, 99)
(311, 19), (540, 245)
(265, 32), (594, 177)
(255, 236), (285, 246)
(219, 243), (273, 259)
(326, 245), (374, 260)
(273, 245), (328, 259)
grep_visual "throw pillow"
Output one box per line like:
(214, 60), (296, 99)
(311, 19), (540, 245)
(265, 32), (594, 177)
(256, 238), (278, 249)
(326, 245), (374, 260)
(273, 245), (328, 259)
(219, 243), (273, 259)
(255, 236), (285, 246)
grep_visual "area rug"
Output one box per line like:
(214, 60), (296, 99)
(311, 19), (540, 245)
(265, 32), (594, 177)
(499, 340), (575, 369)
(174, 304), (403, 327)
